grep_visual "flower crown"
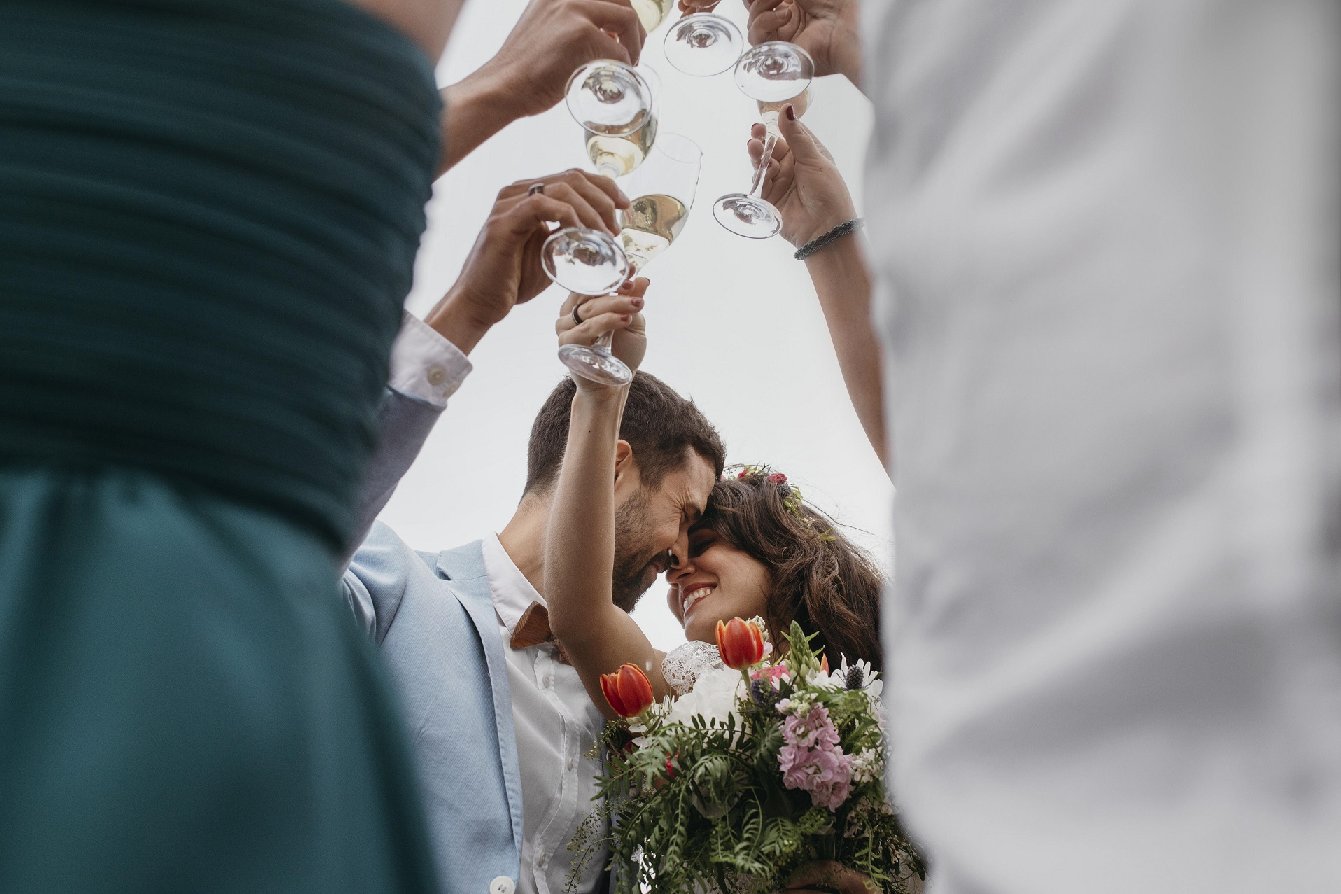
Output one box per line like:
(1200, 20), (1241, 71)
(725, 464), (841, 543)
(724, 463), (826, 535)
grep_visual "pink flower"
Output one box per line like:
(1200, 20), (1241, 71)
(767, 472), (787, 485)
(777, 704), (854, 811)
(750, 664), (790, 687)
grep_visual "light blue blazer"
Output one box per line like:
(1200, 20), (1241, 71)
(342, 389), (524, 894)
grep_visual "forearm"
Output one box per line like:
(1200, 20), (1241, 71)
(805, 236), (887, 465)
(545, 387), (669, 715)
(438, 65), (522, 175)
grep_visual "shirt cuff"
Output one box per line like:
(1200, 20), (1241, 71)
(387, 311), (472, 407)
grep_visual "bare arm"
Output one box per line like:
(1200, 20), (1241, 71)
(750, 114), (887, 467)
(543, 284), (674, 720)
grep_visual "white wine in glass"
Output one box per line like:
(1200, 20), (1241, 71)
(585, 110), (659, 178)
(629, 0), (675, 31)
(558, 134), (701, 386)
(619, 193), (689, 270)
(543, 60), (657, 302)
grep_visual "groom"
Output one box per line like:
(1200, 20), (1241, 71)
(344, 287), (724, 894)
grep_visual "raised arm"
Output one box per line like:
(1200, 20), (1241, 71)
(542, 281), (677, 719)
(749, 112), (887, 467)
(438, 0), (645, 174)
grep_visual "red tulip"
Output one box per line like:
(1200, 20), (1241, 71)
(600, 663), (654, 718)
(716, 617), (766, 669)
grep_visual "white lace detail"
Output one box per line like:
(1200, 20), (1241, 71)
(661, 641), (723, 696)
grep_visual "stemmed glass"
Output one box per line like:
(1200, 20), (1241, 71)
(713, 42), (814, 239)
(557, 133), (703, 384)
(664, 7), (744, 77)
(542, 60), (657, 299)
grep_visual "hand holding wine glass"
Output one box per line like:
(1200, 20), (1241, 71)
(714, 41), (814, 238)
(741, 0), (862, 87)
(745, 111), (855, 249)
(557, 278), (651, 391)
(425, 170), (628, 355)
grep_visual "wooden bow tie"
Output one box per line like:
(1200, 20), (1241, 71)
(508, 602), (570, 664)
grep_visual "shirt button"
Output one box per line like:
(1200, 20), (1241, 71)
(489, 876), (514, 894)
(427, 366), (446, 386)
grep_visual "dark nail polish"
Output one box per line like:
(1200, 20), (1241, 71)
(785, 104), (795, 121)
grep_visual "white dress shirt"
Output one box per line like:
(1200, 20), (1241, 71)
(481, 533), (608, 894)
(863, 3), (1340, 893)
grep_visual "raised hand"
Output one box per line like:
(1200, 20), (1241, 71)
(485, 0), (646, 120)
(425, 170), (630, 354)
(747, 110), (856, 249)
(441, 0), (647, 171)
(556, 277), (650, 389)
(741, 0), (861, 86)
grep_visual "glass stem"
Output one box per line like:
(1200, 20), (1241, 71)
(592, 258), (640, 358)
(747, 124), (779, 200)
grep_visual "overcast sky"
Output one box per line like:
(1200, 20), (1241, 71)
(381, 0), (890, 650)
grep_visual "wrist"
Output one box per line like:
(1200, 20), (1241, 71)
(441, 66), (526, 170)
(424, 287), (497, 356)
(794, 212), (862, 257)
(834, 26), (863, 87)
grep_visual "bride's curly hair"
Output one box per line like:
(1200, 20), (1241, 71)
(698, 468), (884, 671)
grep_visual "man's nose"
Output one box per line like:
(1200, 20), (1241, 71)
(665, 535), (691, 580)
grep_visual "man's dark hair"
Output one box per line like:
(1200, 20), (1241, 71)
(524, 372), (725, 496)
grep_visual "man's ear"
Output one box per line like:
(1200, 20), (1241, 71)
(614, 440), (635, 488)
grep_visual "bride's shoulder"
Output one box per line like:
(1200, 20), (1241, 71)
(661, 640), (723, 696)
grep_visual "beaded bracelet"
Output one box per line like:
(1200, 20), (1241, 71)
(793, 218), (864, 260)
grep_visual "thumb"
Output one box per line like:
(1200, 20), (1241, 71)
(777, 108), (826, 163)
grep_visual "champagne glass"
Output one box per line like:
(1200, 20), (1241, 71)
(713, 42), (814, 239)
(664, 8), (743, 77)
(543, 61), (658, 297)
(616, 132), (701, 274)
(558, 133), (703, 384)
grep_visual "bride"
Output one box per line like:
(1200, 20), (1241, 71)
(544, 286), (917, 891)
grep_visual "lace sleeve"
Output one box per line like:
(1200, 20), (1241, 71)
(661, 641), (724, 696)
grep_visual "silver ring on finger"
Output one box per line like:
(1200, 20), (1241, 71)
(527, 182), (545, 196)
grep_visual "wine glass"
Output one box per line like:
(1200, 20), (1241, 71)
(558, 133), (703, 384)
(542, 60), (658, 298)
(664, 8), (743, 77)
(628, 0), (676, 32)
(713, 42), (814, 239)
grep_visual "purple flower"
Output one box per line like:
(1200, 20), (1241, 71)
(777, 704), (854, 811)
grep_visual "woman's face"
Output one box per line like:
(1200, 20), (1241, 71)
(665, 525), (771, 644)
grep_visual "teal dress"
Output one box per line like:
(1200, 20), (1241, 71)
(0, 1), (443, 890)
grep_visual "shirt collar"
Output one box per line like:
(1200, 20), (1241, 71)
(480, 532), (544, 637)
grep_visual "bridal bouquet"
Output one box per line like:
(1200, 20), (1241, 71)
(574, 619), (924, 894)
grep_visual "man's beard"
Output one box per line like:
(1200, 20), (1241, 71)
(611, 490), (660, 612)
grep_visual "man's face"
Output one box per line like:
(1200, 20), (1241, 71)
(610, 451), (717, 611)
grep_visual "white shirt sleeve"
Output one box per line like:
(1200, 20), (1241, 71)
(387, 311), (472, 407)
